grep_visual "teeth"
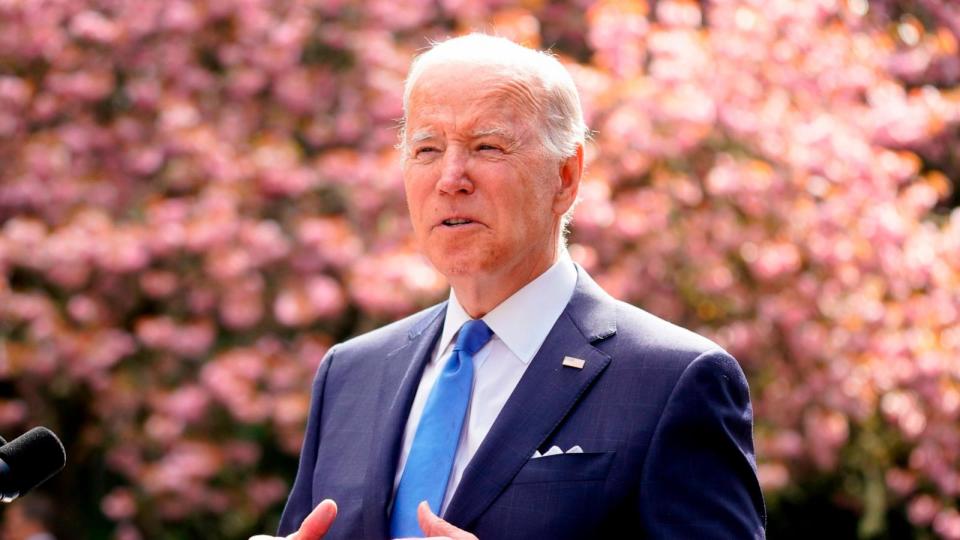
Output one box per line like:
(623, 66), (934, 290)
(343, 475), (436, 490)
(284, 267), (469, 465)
(444, 218), (471, 225)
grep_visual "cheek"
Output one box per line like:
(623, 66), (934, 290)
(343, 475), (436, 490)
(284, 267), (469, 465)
(403, 175), (429, 219)
(517, 184), (558, 238)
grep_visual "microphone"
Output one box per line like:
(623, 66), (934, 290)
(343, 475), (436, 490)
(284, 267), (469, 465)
(0, 427), (66, 502)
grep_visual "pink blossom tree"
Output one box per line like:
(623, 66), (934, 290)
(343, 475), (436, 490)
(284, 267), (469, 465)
(1, 0), (958, 537)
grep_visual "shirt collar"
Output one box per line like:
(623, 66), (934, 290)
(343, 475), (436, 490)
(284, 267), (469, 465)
(438, 252), (578, 364)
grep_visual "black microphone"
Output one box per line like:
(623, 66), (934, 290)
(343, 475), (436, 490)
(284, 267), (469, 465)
(0, 427), (66, 502)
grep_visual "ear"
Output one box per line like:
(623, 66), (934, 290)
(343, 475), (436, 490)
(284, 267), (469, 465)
(553, 144), (583, 217)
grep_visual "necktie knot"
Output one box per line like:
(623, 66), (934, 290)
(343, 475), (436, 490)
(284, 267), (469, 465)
(454, 319), (493, 356)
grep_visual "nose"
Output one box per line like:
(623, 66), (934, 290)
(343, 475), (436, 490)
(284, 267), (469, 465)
(436, 148), (473, 195)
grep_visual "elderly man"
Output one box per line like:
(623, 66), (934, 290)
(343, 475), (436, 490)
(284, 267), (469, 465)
(260, 33), (765, 539)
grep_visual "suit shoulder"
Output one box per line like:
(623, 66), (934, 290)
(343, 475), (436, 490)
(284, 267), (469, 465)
(333, 302), (445, 357)
(610, 299), (727, 362)
(597, 300), (749, 399)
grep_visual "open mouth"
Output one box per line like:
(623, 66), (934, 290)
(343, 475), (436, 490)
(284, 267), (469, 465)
(441, 218), (475, 226)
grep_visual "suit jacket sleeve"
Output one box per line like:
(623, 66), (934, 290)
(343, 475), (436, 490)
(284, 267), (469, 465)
(277, 345), (337, 535)
(639, 348), (766, 538)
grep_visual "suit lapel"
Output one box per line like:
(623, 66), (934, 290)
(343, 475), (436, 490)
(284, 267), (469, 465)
(362, 304), (446, 539)
(444, 267), (617, 528)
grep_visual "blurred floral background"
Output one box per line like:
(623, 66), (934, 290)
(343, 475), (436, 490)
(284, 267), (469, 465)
(0, 0), (958, 538)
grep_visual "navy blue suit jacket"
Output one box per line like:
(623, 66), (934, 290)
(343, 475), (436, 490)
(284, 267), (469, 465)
(278, 267), (765, 538)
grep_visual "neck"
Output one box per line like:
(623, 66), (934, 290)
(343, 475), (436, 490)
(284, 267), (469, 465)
(450, 247), (560, 319)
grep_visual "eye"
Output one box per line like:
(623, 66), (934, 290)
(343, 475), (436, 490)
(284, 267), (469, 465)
(477, 143), (502, 152)
(414, 146), (440, 157)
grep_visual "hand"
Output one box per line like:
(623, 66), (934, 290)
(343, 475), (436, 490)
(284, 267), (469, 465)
(249, 499), (338, 540)
(402, 501), (478, 540)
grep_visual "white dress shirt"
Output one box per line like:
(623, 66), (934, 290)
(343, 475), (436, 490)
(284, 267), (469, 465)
(392, 254), (578, 514)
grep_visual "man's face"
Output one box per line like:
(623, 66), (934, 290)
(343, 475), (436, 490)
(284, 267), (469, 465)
(402, 63), (567, 285)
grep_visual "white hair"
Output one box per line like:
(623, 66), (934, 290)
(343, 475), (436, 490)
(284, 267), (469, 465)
(400, 33), (587, 234)
(400, 33), (587, 158)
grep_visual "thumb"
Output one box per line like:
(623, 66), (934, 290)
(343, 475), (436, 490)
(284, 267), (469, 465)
(417, 501), (477, 539)
(291, 499), (338, 540)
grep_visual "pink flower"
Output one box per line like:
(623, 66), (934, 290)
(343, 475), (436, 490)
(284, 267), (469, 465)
(0, 76), (31, 115)
(223, 440), (261, 467)
(97, 228), (151, 273)
(909, 494), (940, 526)
(758, 462), (790, 491)
(296, 216), (363, 269)
(219, 274), (265, 330)
(46, 69), (115, 101)
(82, 329), (136, 372)
(273, 68), (333, 115)
(272, 394), (309, 426)
(162, 1), (203, 33)
(115, 523), (143, 540)
(157, 386), (210, 424)
(246, 476), (288, 512)
(804, 409), (849, 469)
(201, 349), (270, 423)
(0, 400), (27, 428)
(205, 247), (253, 281)
(656, 0), (702, 27)
(145, 414), (185, 442)
(306, 274), (345, 317)
(934, 508), (960, 540)
(135, 317), (214, 358)
(135, 316), (177, 350)
(67, 294), (104, 325)
(349, 250), (445, 317)
(588, 0), (650, 78)
(750, 242), (802, 282)
(70, 11), (121, 44)
(139, 271), (179, 299)
(274, 287), (313, 327)
(101, 487), (137, 521)
(614, 188), (672, 238)
(886, 468), (918, 497)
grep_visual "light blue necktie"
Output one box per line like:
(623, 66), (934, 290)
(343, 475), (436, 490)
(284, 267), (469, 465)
(390, 319), (493, 538)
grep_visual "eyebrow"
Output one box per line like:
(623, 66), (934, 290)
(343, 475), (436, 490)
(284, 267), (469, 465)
(469, 127), (513, 139)
(407, 126), (515, 144)
(408, 129), (437, 144)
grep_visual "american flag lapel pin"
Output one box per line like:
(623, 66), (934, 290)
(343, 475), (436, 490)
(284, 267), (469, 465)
(562, 356), (586, 369)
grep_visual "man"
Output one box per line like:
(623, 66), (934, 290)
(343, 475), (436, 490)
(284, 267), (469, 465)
(257, 33), (765, 539)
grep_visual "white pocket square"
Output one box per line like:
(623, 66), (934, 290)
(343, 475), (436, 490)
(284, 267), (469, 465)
(531, 445), (584, 459)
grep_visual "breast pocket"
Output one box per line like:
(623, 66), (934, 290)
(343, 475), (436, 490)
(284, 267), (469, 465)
(511, 451), (616, 485)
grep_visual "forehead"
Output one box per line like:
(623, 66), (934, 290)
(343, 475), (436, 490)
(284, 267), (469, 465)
(404, 64), (543, 136)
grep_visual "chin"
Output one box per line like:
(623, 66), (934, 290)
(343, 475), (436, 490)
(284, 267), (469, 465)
(431, 258), (482, 279)
(427, 248), (500, 280)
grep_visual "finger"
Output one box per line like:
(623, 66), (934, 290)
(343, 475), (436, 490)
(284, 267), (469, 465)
(293, 499), (338, 540)
(416, 501), (477, 540)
